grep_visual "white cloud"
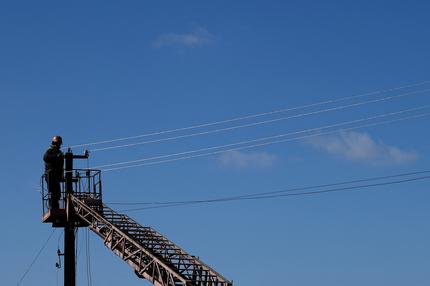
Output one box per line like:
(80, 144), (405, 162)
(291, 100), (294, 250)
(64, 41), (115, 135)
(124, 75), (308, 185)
(308, 131), (417, 165)
(218, 150), (278, 170)
(153, 28), (215, 48)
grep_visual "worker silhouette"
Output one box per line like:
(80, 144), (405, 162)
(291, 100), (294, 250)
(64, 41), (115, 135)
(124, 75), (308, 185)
(43, 136), (64, 210)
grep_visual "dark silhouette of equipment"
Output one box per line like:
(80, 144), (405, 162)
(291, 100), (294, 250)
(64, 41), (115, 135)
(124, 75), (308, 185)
(42, 150), (232, 286)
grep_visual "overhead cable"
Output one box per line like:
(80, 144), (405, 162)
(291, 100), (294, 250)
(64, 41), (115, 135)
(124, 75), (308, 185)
(70, 80), (430, 149)
(101, 111), (430, 171)
(91, 88), (430, 152)
(85, 229), (93, 286)
(97, 106), (430, 171)
(107, 170), (430, 206)
(17, 229), (56, 286)
(96, 105), (428, 169)
(118, 174), (430, 212)
(101, 112), (430, 171)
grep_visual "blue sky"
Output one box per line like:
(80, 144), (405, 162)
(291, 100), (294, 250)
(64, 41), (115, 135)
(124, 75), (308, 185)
(1, 1), (430, 285)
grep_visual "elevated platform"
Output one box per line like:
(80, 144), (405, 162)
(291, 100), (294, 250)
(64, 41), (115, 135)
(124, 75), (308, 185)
(42, 209), (67, 228)
(41, 168), (103, 228)
(42, 208), (91, 228)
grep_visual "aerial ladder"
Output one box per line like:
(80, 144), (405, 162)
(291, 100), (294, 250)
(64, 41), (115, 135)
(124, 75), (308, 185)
(42, 150), (232, 286)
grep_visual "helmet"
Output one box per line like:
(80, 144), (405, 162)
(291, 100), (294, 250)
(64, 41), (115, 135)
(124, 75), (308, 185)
(52, 135), (63, 146)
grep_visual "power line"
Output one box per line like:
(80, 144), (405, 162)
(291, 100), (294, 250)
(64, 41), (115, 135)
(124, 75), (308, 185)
(97, 107), (430, 171)
(96, 105), (428, 169)
(56, 231), (62, 286)
(85, 229), (93, 286)
(17, 229), (56, 286)
(90, 88), (430, 152)
(117, 173), (430, 212)
(75, 229), (79, 282)
(70, 80), (430, 149)
(101, 112), (430, 171)
(108, 170), (430, 206)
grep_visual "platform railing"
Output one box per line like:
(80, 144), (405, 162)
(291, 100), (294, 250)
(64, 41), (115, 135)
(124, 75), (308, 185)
(41, 169), (102, 215)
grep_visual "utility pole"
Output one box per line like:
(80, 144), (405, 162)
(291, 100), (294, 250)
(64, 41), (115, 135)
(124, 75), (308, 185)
(64, 149), (88, 286)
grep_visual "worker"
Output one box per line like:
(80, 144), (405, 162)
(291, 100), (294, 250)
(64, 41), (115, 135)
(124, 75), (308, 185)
(43, 136), (64, 210)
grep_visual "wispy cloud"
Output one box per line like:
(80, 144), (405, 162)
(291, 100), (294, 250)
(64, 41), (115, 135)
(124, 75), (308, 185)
(307, 131), (417, 165)
(218, 151), (278, 170)
(152, 27), (215, 48)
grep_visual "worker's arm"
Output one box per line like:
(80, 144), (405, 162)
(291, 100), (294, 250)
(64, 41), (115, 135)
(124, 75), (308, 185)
(43, 149), (55, 163)
(43, 148), (63, 163)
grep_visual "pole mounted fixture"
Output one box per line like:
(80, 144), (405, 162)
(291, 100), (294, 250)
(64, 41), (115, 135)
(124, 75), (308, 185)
(64, 149), (89, 286)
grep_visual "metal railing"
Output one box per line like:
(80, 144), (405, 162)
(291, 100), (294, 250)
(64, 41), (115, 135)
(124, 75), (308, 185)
(41, 169), (102, 215)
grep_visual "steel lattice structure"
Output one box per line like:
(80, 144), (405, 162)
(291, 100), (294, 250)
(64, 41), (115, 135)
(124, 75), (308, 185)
(72, 195), (232, 286)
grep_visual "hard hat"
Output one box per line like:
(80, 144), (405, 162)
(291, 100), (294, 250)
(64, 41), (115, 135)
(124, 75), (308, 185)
(52, 135), (63, 146)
